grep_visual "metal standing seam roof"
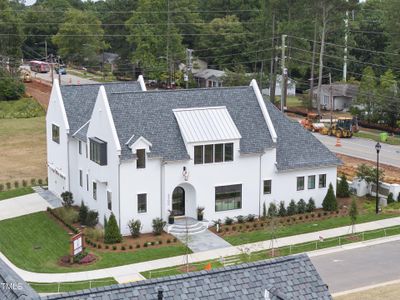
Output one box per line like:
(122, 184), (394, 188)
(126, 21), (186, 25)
(173, 106), (242, 143)
(42, 254), (332, 300)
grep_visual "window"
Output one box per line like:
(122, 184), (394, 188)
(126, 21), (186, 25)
(297, 176), (305, 191)
(263, 180), (272, 194)
(204, 144), (214, 164)
(86, 174), (89, 191)
(136, 149), (146, 169)
(90, 138), (107, 165)
(93, 181), (97, 200)
(79, 170), (83, 187)
(107, 191), (112, 211)
(215, 184), (242, 212)
(319, 174), (327, 188)
(194, 145), (203, 164)
(323, 95), (329, 105)
(137, 194), (147, 213)
(78, 141), (82, 155)
(86, 144), (88, 158)
(308, 175), (316, 189)
(214, 144), (223, 163)
(52, 124), (60, 143)
(224, 143), (234, 162)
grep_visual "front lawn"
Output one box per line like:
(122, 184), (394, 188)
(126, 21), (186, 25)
(0, 187), (34, 200)
(29, 277), (117, 293)
(223, 212), (397, 246)
(0, 98), (45, 119)
(0, 212), (189, 273)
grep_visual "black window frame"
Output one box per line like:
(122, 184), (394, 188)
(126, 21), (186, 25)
(214, 143), (224, 163)
(137, 193), (147, 213)
(86, 174), (89, 191)
(215, 184), (242, 212)
(92, 181), (97, 200)
(263, 180), (272, 194)
(52, 124), (60, 144)
(107, 190), (112, 211)
(224, 143), (234, 162)
(136, 149), (146, 169)
(89, 138), (107, 166)
(308, 175), (316, 189)
(194, 145), (203, 164)
(79, 170), (83, 187)
(78, 141), (82, 155)
(204, 144), (214, 164)
(297, 176), (305, 191)
(319, 174), (327, 188)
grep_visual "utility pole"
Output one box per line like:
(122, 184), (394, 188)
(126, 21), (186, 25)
(269, 11), (276, 103)
(280, 34), (287, 112)
(57, 56), (61, 85)
(317, 4), (328, 116)
(166, 0), (170, 88)
(44, 40), (48, 62)
(343, 5), (349, 82)
(309, 18), (318, 106)
(329, 73), (333, 127)
(185, 49), (193, 89)
(50, 54), (54, 85)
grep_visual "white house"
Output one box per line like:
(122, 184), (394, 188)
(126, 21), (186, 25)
(46, 77), (340, 235)
(312, 83), (358, 111)
(263, 75), (296, 97)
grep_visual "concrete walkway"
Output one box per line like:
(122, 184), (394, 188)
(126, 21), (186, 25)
(175, 230), (232, 252)
(1, 216), (400, 284)
(32, 186), (63, 208)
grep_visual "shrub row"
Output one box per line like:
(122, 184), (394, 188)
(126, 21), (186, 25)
(47, 207), (79, 234)
(85, 237), (178, 251)
(0, 178), (48, 191)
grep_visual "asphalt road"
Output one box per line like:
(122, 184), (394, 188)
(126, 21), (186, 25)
(314, 133), (400, 168)
(311, 240), (400, 294)
(21, 65), (97, 85)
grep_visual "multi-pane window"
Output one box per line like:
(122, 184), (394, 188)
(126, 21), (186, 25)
(52, 124), (60, 143)
(308, 175), (316, 189)
(79, 170), (83, 187)
(263, 180), (272, 194)
(136, 149), (146, 169)
(90, 138), (107, 165)
(297, 176), (305, 191)
(93, 181), (97, 200)
(215, 184), (242, 212)
(137, 194), (147, 213)
(107, 191), (112, 211)
(194, 143), (234, 165)
(86, 174), (89, 191)
(78, 141), (82, 155)
(319, 174), (327, 188)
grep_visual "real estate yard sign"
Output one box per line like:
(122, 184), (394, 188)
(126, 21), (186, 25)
(70, 232), (84, 258)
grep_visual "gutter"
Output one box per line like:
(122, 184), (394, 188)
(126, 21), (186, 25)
(67, 134), (71, 192)
(118, 158), (121, 230)
(258, 154), (262, 217)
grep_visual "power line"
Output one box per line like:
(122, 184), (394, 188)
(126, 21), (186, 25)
(0, 21), (264, 26)
(11, 9), (263, 14)
(0, 32), (260, 37)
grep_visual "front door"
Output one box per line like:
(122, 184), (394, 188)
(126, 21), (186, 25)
(172, 187), (185, 216)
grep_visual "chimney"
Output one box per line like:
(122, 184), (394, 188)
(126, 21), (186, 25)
(157, 288), (164, 300)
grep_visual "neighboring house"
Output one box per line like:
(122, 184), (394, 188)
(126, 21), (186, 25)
(193, 68), (225, 88)
(97, 52), (119, 73)
(46, 78), (340, 234)
(263, 75), (296, 97)
(43, 254), (331, 300)
(312, 83), (358, 111)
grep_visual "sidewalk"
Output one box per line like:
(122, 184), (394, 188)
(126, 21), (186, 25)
(1, 216), (399, 284)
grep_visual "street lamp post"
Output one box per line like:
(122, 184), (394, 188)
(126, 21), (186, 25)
(375, 142), (381, 214)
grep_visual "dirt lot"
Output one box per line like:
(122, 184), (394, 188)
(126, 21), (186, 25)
(0, 117), (47, 184)
(338, 153), (400, 184)
(25, 80), (51, 108)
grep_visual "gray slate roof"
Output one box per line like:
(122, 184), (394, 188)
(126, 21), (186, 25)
(0, 258), (38, 300)
(265, 101), (341, 171)
(107, 87), (275, 161)
(312, 83), (358, 98)
(43, 254), (331, 300)
(60, 82), (142, 136)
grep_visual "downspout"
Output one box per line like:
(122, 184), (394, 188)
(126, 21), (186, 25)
(160, 160), (165, 220)
(259, 154), (262, 217)
(118, 159), (121, 230)
(67, 135), (71, 191)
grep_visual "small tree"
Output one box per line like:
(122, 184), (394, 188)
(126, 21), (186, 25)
(85, 210), (99, 227)
(387, 192), (395, 204)
(128, 219), (142, 238)
(356, 163), (385, 184)
(103, 215), (108, 230)
(79, 202), (88, 225)
(262, 202), (267, 220)
(278, 201), (286, 217)
(61, 191), (74, 207)
(152, 218), (166, 236)
(297, 199), (306, 214)
(287, 200), (297, 216)
(306, 197), (316, 213)
(267, 202), (277, 218)
(322, 183), (338, 211)
(337, 174), (350, 198)
(104, 213), (122, 244)
(349, 197), (358, 234)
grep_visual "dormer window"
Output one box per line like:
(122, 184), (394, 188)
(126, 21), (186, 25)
(52, 124), (60, 144)
(194, 143), (234, 165)
(89, 138), (107, 166)
(136, 149), (146, 169)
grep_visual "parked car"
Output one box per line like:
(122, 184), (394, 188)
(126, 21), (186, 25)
(55, 67), (67, 75)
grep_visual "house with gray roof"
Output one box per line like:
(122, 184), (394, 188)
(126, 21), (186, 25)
(46, 77), (339, 234)
(312, 83), (359, 112)
(193, 68), (225, 88)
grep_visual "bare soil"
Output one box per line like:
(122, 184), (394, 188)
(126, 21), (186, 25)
(24, 80), (51, 109)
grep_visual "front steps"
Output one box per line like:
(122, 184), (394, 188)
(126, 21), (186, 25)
(166, 217), (209, 236)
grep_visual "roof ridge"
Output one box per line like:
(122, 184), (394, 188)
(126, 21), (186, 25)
(60, 81), (140, 88)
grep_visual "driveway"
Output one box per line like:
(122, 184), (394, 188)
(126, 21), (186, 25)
(0, 191), (57, 221)
(314, 133), (400, 168)
(311, 239), (400, 294)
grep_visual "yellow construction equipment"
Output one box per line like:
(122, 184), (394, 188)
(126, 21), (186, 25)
(320, 117), (359, 138)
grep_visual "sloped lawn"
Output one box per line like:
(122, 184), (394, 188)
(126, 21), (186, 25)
(0, 212), (189, 273)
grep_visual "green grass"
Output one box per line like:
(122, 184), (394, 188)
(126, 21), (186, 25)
(29, 277), (117, 293)
(0, 187), (34, 200)
(223, 212), (398, 246)
(141, 225), (400, 279)
(0, 212), (190, 273)
(0, 98), (45, 119)
(275, 96), (303, 107)
(353, 131), (400, 145)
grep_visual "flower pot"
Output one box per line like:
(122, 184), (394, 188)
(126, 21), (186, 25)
(197, 214), (203, 221)
(168, 216), (174, 224)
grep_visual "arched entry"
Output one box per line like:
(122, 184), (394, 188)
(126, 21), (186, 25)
(172, 187), (185, 216)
